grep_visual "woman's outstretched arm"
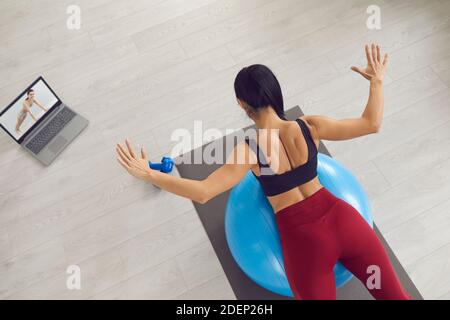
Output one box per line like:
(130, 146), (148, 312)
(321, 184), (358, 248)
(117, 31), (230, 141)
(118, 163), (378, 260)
(303, 43), (388, 141)
(116, 139), (256, 204)
(34, 99), (48, 111)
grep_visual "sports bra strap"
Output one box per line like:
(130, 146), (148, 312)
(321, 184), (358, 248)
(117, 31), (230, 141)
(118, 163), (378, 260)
(244, 137), (271, 168)
(296, 118), (318, 159)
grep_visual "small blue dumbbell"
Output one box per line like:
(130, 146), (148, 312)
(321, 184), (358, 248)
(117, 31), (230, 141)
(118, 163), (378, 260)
(149, 156), (174, 173)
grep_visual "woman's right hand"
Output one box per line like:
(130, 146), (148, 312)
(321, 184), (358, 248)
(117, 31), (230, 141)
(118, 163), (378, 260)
(351, 43), (388, 82)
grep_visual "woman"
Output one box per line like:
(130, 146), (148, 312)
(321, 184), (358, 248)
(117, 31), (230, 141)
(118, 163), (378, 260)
(116, 44), (411, 300)
(15, 89), (48, 133)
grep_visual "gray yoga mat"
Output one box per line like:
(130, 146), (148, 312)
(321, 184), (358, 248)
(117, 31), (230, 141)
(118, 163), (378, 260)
(175, 106), (423, 300)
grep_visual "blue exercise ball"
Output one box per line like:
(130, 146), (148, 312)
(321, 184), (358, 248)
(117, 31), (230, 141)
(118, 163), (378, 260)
(224, 153), (373, 297)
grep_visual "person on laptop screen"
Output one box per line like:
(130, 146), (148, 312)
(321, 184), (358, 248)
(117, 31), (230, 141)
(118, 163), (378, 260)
(16, 88), (48, 133)
(1, 78), (57, 140)
(0, 76), (89, 166)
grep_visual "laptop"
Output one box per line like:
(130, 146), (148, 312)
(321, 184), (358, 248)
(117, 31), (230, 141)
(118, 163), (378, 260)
(0, 76), (89, 166)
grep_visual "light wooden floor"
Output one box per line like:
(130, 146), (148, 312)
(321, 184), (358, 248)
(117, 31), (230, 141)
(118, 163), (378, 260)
(0, 0), (449, 299)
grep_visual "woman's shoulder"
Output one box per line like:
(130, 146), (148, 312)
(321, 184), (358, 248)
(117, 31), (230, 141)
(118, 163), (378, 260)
(297, 115), (320, 145)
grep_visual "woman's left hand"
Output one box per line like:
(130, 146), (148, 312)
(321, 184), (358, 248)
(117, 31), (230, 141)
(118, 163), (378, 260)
(351, 43), (388, 82)
(116, 139), (153, 181)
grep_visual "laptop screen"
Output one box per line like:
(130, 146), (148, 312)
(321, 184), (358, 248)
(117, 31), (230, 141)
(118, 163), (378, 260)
(0, 77), (61, 143)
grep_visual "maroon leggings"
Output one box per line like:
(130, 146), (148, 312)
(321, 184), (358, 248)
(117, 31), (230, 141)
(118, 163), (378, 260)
(275, 187), (411, 300)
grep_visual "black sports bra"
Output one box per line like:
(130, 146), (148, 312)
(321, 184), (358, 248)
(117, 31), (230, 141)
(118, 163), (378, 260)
(244, 118), (318, 197)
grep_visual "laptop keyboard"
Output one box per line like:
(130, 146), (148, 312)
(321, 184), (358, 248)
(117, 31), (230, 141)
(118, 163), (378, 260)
(25, 107), (76, 155)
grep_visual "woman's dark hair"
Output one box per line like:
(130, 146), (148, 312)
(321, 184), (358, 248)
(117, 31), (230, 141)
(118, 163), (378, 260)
(26, 89), (34, 98)
(234, 64), (285, 120)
